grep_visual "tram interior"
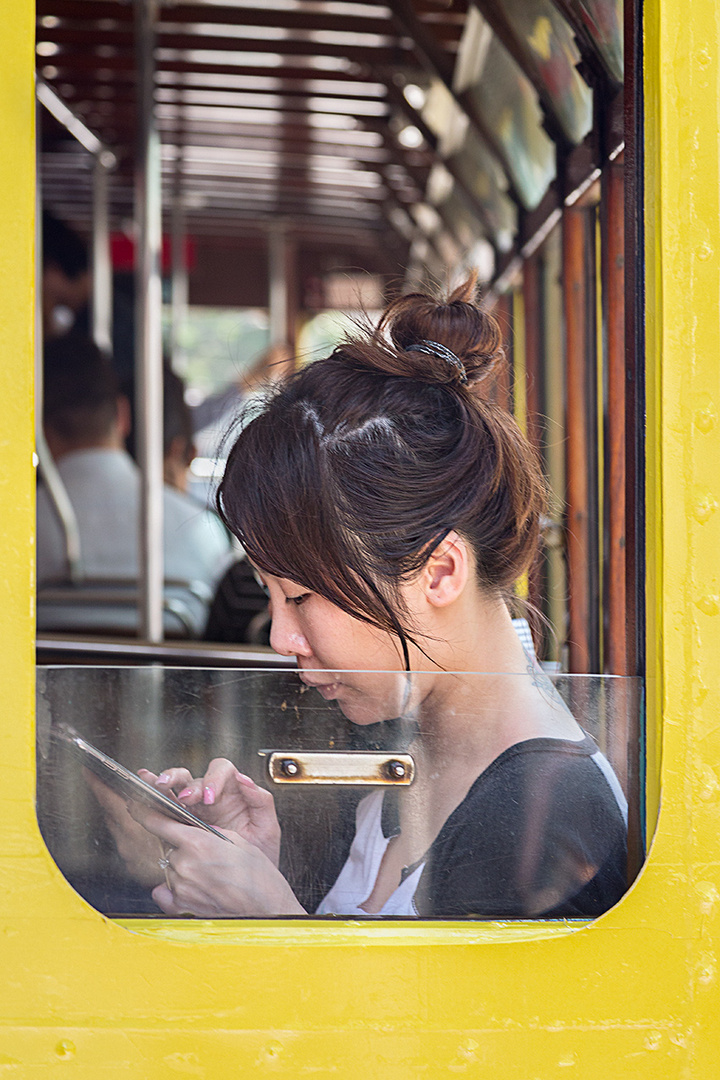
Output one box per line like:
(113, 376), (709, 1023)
(33, 0), (643, 919)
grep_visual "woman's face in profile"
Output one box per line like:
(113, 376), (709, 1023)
(256, 569), (430, 725)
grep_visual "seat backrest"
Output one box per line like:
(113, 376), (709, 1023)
(36, 578), (210, 638)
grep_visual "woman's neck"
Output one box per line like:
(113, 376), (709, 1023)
(408, 594), (579, 765)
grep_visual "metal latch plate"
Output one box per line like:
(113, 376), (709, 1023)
(260, 750), (415, 785)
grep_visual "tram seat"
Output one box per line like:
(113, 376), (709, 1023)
(36, 577), (213, 638)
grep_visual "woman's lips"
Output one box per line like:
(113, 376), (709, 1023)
(299, 673), (341, 699)
(316, 682), (340, 699)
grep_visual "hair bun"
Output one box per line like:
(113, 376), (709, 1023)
(373, 271), (503, 388)
(405, 340), (469, 384)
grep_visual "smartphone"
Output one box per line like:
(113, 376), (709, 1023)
(51, 725), (233, 843)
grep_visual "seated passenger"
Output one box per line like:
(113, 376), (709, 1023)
(92, 276), (628, 918)
(162, 364), (199, 493)
(42, 211), (290, 430)
(37, 333), (234, 636)
(42, 210), (136, 384)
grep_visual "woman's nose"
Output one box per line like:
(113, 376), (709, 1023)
(269, 606), (312, 658)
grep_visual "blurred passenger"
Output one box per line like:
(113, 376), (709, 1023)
(37, 333), (234, 636)
(189, 342), (295, 436)
(42, 211), (293, 434)
(42, 210), (136, 383)
(41, 210), (91, 342)
(204, 558), (271, 645)
(199, 344), (295, 645)
(162, 365), (197, 493)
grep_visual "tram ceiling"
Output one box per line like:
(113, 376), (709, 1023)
(37, 0), (623, 291)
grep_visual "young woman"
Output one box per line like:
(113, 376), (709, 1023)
(117, 276), (628, 919)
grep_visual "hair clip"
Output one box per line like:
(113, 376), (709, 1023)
(406, 340), (468, 384)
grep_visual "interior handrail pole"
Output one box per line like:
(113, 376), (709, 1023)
(34, 82), (83, 583)
(36, 78), (115, 161)
(170, 185), (188, 368)
(134, 0), (164, 643)
(92, 155), (113, 354)
(268, 223), (288, 349)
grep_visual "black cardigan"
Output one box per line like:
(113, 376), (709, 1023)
(379, 734), (628, 919)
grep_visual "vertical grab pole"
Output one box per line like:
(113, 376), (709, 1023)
(92, 154), (113, 354)
(134, 0), (164, 643)
(170, 190), (188, 368)
(35, 88), (83, 583)
(268, 223), (288, 350)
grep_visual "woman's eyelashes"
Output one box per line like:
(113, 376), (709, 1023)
(286, 592), (311, 607)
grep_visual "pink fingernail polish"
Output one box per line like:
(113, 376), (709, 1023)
(236, 772), (255, 786)
(203, 786), (215, 805)
(157, 773), (171, 785)
(178, 787), (193, 799)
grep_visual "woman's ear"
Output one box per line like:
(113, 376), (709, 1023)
(421, 531), (470, 607)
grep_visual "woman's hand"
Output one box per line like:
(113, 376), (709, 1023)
(140, 759), (281, 868)
(84, 770), (165, 888)
(127, 805), (305, 918)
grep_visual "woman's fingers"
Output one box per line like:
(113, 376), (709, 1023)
(202, 759), (274, 812)
(199, 758), (248, 806)
(140, 819), (303, 917)
(138, 767), (203, 808)
(237, 779), (275, 814)
(127, 801), (235, 848)
(140, 766), (202, 804)
(151, 883), (187, 915)
(130, 759), (280, 864)
(127, 802), (196, 844)
(195, 759), (280, 866)
(137, 759), (262, 811)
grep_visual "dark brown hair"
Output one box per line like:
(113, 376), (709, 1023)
(43, 332), (119, 443)
(217, 274), (546, 668)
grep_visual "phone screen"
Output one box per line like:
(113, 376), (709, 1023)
(51, 725), (233, 843)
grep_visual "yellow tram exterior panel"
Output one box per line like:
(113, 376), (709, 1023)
(2, 0), (720, 1073)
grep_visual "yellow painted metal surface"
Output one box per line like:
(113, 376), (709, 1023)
(1, 0), (719, 1074)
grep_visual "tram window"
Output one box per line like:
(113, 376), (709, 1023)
(34, 0), (646, 926)
(37, 666), (640, 920)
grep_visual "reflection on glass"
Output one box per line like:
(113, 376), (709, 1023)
(497, 0), (593, 146)
(468, 38), (555, 211)
(445, 141), (518, 253)
(455, 8), (556, 210)
(37, 667), (641, 921)
(556, 0), (623, 85)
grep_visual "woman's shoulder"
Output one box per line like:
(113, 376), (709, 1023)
(416, 736), (629, 918)
(458, 734), (627, 829)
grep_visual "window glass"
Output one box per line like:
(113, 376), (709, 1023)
(557, 0), (623, 84)
(499, 0), (593, 146)
(454, 8), (556, 211)
(37, 665), (642, 921)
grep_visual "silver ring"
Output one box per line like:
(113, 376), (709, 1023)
(158, 856), (171, 870)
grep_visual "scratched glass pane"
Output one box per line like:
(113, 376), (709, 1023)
(37, 667), (642, 921)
